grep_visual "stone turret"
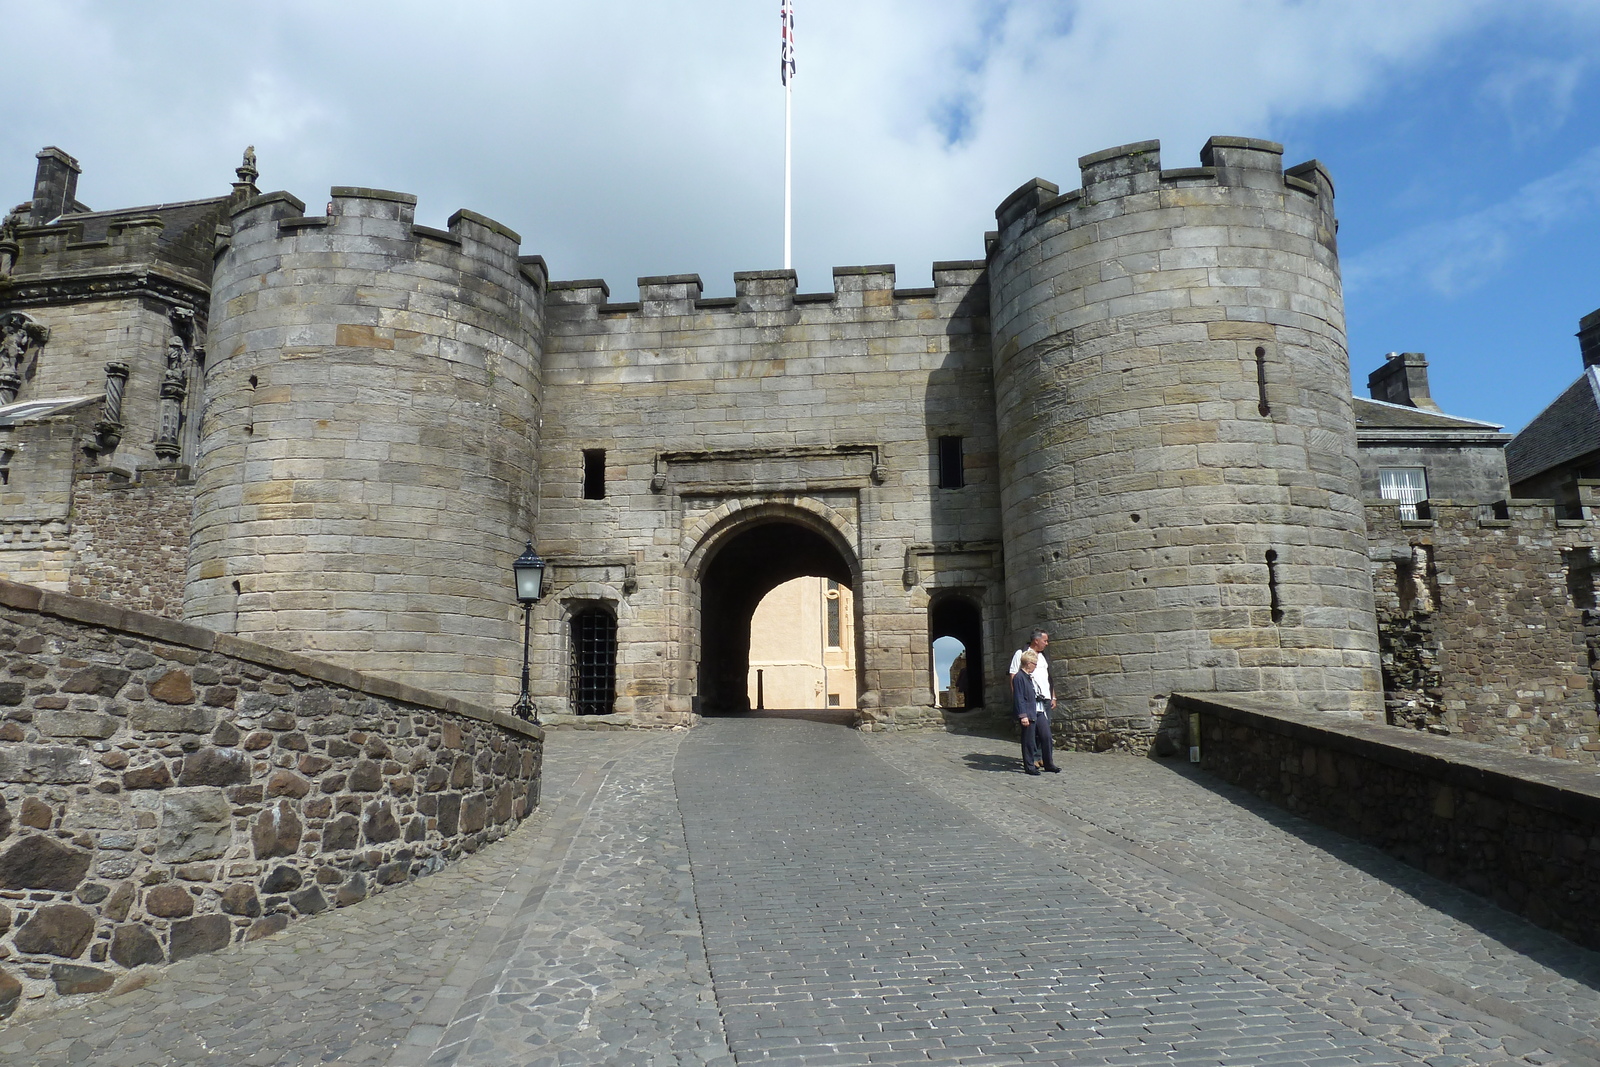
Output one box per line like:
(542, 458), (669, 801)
(186, 187), (546, 708)
(988, 137), (1382, 748)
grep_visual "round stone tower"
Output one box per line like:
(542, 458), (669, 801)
(187, 186), (544, 708)
(988, 137), (1382, 746)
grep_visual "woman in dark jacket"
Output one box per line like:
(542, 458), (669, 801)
(1012, 650), (1057, 774)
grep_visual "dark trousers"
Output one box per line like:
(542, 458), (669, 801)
(1020, 708), (1053, 769)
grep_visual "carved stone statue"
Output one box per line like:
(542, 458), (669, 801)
(236, 145), (259, 189)
(0, 312), (47, 404)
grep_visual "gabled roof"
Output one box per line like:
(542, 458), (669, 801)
(1506, 366), (1600, 483)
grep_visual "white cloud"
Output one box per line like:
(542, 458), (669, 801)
(0, 0), (1594, 295)
(1346, 143), (1600, 298)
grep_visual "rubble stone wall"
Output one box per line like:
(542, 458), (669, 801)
(65, 467), (193, 618)
(1180, 692), (1600, 949)
(1367, 501), (1600, 763)
(0, 579), (542, 1021)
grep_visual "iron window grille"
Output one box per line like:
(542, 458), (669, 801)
(569, 608), (617, 715)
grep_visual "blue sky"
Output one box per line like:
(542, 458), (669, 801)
(1, 1), (1597, 432)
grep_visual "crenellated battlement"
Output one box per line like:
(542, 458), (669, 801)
(223, 187), (539, 293)
(546, 259), (986, 320)
(991, 136), (1335, 246)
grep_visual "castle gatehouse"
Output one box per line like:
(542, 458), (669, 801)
(4, 137), (1599, 760)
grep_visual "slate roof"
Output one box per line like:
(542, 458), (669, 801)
(1505, 367), (1600, 483)
(1352, 396), (1503, 432)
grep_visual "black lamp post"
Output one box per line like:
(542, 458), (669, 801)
(512, 541), (546, 723)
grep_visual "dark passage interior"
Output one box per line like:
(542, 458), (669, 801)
(699, 520), (855, 714)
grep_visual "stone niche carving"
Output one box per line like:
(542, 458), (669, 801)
(0, 312), (49, 405)
(154, 308), (197, 460)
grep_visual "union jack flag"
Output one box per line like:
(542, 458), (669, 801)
(781, 1), (796, 85)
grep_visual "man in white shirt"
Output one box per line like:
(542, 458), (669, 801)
(1009, 630), (1058, 772)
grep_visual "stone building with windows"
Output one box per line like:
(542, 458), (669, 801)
(2, 138), (1599, 760)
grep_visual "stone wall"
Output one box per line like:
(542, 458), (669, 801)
(65, 467), (193, 618)
(187, 188), (543, 710)
(0, 579), (542, 1021)
(536, 263), (1006, 720)
(1179, 692), (1600, 950)
(1368, 500), (1600, 763)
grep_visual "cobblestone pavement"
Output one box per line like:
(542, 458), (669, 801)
(2, 718), (1597, 1066)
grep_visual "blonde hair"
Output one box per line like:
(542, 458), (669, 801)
(1019, 650), (1039, 670)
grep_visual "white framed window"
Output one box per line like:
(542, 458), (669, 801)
(1379, 467), (1428, 520)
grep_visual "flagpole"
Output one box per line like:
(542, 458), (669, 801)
(782, 1), (793, 271)
(784, 75), (792, 270)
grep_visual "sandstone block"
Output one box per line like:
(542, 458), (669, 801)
(362, 800), (399, 844)
(37, 709), (118, 738)
(148, 669), (197, 704)
(144, 884), (194, 918)
(322, 813), (359, 851)
(169, 914), (231, 961)
(109, 924), (164, 968)
(261, 865), (302, 893)
(155, 787), (232, 862)
(131, 703), (215, 733)
(20, 796), (53, 829)
(50, 962), (115, 995)
(123, 761), (174, 790)
(0, 968), (20, 1019)
(221, 884), (261, 917)
(246, 914), (289, 941)
(14, 903), (95, 958)
(252, 800), (302, 859)
(0, 835), (92, 890)
(0, 744), (94, 784)
(179, 747), (251, 787)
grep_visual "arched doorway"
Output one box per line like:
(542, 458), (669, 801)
(698, 517), (858, 714)
(930, 595), (984, 708)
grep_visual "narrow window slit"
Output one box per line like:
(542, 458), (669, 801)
(937, 435), (965, 489)
(1255, 346), (1271, 416)
(582, 449), (606, 500)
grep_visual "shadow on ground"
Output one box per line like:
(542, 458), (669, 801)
(962, 751), (1025, 773)
(1158, 756), (1600, 994)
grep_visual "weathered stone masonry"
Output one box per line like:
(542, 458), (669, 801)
(0, 579), (541, 1021)
(1368, 500), (1600, 763)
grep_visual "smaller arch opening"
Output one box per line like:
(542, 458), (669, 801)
(569, 606), (618, 715)
(930, 595), (984, 709)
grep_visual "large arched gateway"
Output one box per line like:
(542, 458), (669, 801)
(692, 509), (862, 715)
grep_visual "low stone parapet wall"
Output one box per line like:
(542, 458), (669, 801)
(1175, 692), (1600, 949)
(0, 580), (542, 1020)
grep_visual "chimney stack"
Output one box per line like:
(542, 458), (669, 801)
(30, 147), (81, 225)
(1580, 308), (1600, 369)
(1367, 352), (1440, 412)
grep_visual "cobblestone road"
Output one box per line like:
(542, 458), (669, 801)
(3, 717), (1597, 1066)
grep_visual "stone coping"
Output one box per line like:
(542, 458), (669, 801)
(0, 579), (541, 743)
(1172, 693), (1600, 822)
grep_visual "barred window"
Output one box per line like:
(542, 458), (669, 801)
(1379, 467), (1428, 520)
(569, 608), (617, 715)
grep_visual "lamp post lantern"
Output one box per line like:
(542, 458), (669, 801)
(512, 541), (545, 723)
